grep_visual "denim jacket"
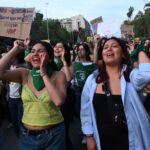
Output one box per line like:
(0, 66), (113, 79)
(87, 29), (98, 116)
(81, 63), (150, 150)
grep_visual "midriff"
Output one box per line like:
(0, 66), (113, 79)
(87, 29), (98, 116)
(23, 122), (59, 131)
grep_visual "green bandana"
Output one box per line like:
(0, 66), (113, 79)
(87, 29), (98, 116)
(31, 66), (53, 91)
(55, 57), (63, 70)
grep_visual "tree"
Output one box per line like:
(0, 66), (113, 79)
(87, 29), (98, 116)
(30, 12), (73, 44)
(123, 3), (150, 38)
(134, 11), (143, 20)
(127, 7), (134, 20)
(30, 12), (44, 42)
(143, 3), (150, 36)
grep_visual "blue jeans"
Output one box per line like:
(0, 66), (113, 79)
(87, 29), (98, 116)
(8, 97), (23, 136)
(19, 123), (66, 150)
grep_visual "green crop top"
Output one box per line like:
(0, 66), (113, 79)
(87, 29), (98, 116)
(21, 84), (64, 126)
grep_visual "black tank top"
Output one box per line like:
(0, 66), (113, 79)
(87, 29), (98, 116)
(93, 93), (129, 150)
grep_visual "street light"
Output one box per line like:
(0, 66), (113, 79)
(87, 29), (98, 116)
(45, 2), (50, 43)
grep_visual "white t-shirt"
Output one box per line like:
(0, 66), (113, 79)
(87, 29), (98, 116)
(9, 65), (21, 99)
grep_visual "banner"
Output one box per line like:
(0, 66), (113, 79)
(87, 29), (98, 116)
(90, 16), (103, 25)
(97, 19), (120, 36)
(90, 16), (103, 34)
(0, 7), (35, 39)
(91, 23), (98, 34)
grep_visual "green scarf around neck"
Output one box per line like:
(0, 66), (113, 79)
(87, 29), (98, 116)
(31, 66), (54, 91)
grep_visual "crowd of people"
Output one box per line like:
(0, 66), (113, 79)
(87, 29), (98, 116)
(0, 35), (149, 150)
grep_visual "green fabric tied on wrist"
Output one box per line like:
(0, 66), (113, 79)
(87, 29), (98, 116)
(130, 38), (148, 64)
(55, 57), (63, 70)
(24, 48), (31, 57)
(31, 66), (54, 91)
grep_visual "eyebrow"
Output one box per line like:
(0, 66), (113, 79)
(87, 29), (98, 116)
(31, 48), (45, 51)
(105, 42), (118, 46)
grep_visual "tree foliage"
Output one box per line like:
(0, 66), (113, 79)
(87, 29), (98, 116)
(124, 3), (150, 38)
(127, 6), (134, 20)
(133, 4), (150, 37)
(30, 12), (73, 45)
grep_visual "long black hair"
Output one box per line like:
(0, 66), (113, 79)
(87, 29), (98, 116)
(96, 37), (132, 83)
(97, 37), (107, 60)
(55, 41), (71, 66)
(146, 41), (150, 58)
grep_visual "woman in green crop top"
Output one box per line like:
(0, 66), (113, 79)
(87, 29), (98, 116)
(0, 40), (67, 150)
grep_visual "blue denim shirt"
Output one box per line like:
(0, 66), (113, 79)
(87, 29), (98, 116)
(81, 63), (150, 150)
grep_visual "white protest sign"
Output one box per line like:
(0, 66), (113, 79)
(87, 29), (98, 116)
(97, 19), (120, 36)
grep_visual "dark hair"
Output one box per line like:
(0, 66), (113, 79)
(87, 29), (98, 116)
(67, 42), (73, 50)
(77, 43), (91, 61)
(97, 37), (107, 60)
(35, 41), (58, 70)
(146, 42), (150, 58)
(55, 41), (71, 66)
(96, 37), (132, 83)
(16, 51), (25, 64)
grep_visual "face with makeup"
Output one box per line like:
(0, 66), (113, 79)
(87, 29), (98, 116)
(102, 39), (124, 66)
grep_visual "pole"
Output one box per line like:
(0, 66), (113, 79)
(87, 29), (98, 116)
(45, 3), (50, 43)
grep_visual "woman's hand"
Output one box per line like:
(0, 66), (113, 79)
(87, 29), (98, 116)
(13, 40), (25, 51)
(40, 53), (48, 76)
(87, 137), (97, 150)
(61, 48), (67, 66)
(127, 42), (135, 53)
(94, 34), (100, 44)
(24, 37), (31, 48)
(93, 34), (100, 65)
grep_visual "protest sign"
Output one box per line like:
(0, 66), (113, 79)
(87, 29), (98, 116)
(91, 16), (103, 25)
(0, 7), (35, 39)
(90, 16), (103, 34)
(97, 19), (120, 36)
